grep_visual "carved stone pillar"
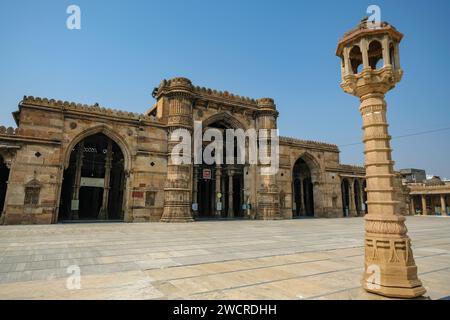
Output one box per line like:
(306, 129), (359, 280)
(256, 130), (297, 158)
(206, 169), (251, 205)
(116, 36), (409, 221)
(98, 140), (112, 220)
(441, 195), (447, 216)
(215, 165), (222, 217)
(299, 178), (305, 216)
(359, 179), (366, 215)
(227, 171), (234, 218)
(192, 166), (198, 218)
(359, 93), (425, 298)
(71, 142), (84, 220)
(421, 195), (427, 216)
(256, 98), (281, 220)
(159, 77), (194, 223)
(349, 178), (357, 217)
(337, 20), (425, 298)
(410, 196), (416, 216)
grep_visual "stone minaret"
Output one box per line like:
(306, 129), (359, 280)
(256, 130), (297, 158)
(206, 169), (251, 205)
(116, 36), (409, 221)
(336, 20), (426, 298)
(160, 78), (195, 222)
(256, 98), (281, 220)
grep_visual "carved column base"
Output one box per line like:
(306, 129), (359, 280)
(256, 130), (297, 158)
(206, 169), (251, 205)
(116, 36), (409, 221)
(350, 209), (358, 217)
(363, 214), (426, 298)
(98, 208), (107, 220)
(160, 205), (194, 223)
(71, 211), (79, 220)
(257, 193), (282, 220)
(257, 208), (282, 220)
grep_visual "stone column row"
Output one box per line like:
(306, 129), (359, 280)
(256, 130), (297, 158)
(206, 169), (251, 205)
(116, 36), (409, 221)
(420, 194), (448, 215)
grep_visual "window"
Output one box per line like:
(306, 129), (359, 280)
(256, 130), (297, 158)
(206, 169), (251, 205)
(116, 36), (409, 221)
(368, 40), (383, 70)
(24, 187), (40, 205)
(24, 180), (41, 206)
(145, 191), (156, 207)
(349, 45), (363, 74)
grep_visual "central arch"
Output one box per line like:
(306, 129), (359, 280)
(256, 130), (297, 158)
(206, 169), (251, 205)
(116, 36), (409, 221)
(195, 113), (246, 219)
(59, 133), (126, 222)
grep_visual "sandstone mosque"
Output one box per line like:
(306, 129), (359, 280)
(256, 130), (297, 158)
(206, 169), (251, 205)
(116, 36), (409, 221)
(0, 19), (422, 226)
(0, 77), (377, 225)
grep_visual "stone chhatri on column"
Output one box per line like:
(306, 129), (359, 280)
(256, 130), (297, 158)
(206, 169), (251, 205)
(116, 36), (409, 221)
(159, 77), (195, 223)
(336, 19), (426, 298)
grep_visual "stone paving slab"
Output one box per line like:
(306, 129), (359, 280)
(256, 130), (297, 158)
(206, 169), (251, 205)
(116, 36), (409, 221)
(0, 216), (448, 300)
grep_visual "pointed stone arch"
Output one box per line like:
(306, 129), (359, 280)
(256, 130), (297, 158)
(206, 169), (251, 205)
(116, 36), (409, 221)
(58, 126), (132, 223)
(202, 112), (249, 131)
(63, 125), (132, 172)
(292, 152), (322, 218)
(293, 152), (322, 184)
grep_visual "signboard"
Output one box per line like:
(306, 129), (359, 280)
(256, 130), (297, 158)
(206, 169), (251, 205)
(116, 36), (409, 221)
(80, 177), (105, 188)
(202, 169), (212, 180)
(71, 200), (79, 211)
(192, 203), (198, 211)
(242, 204), (247, 210)
(217, 192), (222, 199)
(216, 202), (222, 211)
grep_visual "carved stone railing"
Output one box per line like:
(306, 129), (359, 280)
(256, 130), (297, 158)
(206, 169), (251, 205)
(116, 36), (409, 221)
(155, 78), (259, 108)
(21, 96), (159, 122)
(0, 126), (19, 136)
(280, 136), (339, 151)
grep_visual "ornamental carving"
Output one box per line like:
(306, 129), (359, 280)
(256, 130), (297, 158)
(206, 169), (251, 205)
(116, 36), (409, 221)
(365, 219), (408, 235)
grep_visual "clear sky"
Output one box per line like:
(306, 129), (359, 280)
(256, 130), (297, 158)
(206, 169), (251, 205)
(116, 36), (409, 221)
(1, 0), (449, 177)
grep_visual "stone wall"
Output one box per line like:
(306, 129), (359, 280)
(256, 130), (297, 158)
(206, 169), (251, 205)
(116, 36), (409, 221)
(1, 97), (168, 224)
(0, 79), (374, 224)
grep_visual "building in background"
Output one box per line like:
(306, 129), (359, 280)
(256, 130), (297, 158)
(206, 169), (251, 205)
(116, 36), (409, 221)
(405, 176), (450, 216)
(400, 168), (427, 183)
(0, 78), (372, 225)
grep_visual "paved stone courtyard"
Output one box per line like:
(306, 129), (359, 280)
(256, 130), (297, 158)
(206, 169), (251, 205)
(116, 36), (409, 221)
(0, 216), (448, 300)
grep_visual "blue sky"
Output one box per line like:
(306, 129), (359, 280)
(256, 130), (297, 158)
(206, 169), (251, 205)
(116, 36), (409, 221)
(1, 0), (449, 177)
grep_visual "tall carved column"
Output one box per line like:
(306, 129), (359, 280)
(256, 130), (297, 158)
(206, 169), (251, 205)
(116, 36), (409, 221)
(71, 141), (84, 220)
(215, 165), (222, 217)
(337, 19), (425, 298)
(228, 171), (234, 218)
(359, 179), (366, 215)
(421, 195), (427, 216)
(410, 196), (416, 216)
(159, 78), (194, 223)
(256, 98), (281, 220)
(441, 195), (447, 216)
(99, 140), (113, 220)
(349, 178), (357, 217)
(299, 178), (305, 216)
(192, 166), (198, 218)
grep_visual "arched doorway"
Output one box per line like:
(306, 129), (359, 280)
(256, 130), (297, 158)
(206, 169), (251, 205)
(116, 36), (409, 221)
(195, 119), (245, 219)
(293, 158), (314, 217)
(341, 178), (350, 217)
(59, 133), (125, 222)
(0, 156), (9, 216)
